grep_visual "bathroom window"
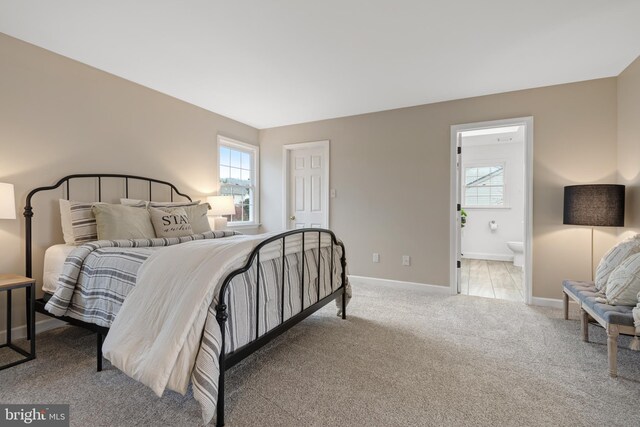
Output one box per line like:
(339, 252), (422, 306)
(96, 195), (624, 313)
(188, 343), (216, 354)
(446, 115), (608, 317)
(463, 164), (505, 207)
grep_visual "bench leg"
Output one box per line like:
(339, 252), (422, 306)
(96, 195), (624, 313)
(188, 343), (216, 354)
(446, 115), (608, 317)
(563, 292), (569, 320)
(580, 309), (589, 342)
(607, 324), (619, 378)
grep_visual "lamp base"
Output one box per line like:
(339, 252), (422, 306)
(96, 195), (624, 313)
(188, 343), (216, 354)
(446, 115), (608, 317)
(212, 216), (228, 231)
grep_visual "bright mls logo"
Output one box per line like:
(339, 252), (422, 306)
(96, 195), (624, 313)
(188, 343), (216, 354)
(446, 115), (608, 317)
(0, 405), (69, 426)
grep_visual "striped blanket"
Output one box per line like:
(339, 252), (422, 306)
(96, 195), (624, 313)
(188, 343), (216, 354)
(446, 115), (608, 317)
(45, 231), (348, 424)
(45, 231), (238, 326)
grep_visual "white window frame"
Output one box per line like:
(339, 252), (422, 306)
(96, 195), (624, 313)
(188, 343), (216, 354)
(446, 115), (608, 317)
(462, 161), (507, 209)
(217, 135), (260, 228)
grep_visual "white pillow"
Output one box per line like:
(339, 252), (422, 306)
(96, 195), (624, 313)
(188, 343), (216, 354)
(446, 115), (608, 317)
(120, 198), (200, 208)
(148, 200), (200, 207)
(119, 198), (148, 208)
(59, 199), (103, 245)
(149, 207), (193, 238)
(595, 234), (640, 291)
(604, 253), (640, 306)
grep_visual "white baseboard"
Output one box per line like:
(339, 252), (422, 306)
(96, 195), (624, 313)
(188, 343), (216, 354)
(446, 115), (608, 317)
(351, 275), (574, 309)
(530, 296), (565, 309)
(0, 317), (66, 342)
(348, 275), (452, 295)
(462, 252), (514, 262)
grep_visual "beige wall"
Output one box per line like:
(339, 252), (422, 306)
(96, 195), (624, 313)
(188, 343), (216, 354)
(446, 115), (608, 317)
(260, 79), (620, 299)
(0, 34), (258, 331)
(618, 56), (640, 237)
(0, 30), (632, 336)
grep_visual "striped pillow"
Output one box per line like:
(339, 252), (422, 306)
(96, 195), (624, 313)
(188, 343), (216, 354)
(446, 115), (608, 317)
(603, 253), (640, 306)
(59, 199), (101, 245)
(595, 234), (640, 291)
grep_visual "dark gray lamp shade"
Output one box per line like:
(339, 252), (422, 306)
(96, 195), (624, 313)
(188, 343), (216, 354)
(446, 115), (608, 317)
(563, 184), (625, 227)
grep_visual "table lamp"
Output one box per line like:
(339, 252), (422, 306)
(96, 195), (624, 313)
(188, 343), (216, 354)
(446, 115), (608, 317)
(207, 195), (235, 230)
(0, 183), (16, 220)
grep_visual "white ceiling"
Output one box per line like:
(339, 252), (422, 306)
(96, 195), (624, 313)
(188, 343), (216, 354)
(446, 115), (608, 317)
(1, 1), (638, 129)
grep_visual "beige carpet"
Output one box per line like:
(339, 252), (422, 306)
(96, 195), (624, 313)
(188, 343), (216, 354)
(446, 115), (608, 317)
(2, 281), (640, 426)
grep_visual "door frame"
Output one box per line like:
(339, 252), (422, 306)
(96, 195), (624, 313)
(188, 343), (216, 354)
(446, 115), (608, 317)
(449, 117), (533, 304)
(282, 140), (330, 230)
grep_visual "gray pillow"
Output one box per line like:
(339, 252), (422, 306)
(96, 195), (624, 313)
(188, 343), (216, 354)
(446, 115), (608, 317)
(92, 204), (156, 240)
(180, 203), (212, 234)
(149, 207), (193, 238)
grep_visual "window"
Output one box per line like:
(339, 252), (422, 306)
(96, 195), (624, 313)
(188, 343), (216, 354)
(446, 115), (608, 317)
(463, 164), (505, 207)
(218, 136), (259, 225)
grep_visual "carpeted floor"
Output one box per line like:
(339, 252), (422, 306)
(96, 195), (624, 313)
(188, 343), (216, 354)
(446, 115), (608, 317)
(1, 281), (640, 426)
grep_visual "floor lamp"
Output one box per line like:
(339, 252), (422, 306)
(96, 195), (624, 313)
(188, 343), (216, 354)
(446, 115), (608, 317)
(563, 184), (625, 281)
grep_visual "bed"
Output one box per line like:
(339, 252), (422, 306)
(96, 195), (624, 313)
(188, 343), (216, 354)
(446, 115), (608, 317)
(24, 174), (348, 427)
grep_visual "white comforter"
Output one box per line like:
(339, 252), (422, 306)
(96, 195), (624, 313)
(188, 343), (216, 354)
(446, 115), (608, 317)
(102, 233), (266, 396)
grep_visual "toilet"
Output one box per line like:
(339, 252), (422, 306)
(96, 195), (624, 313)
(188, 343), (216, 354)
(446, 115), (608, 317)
(506, 241), (524, 267)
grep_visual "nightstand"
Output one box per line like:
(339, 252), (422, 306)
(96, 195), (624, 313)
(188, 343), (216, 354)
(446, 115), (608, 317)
(0, 274), (35, 370)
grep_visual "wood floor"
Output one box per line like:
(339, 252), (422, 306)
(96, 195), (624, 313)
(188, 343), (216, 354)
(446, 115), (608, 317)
(460, 259), (524, 302)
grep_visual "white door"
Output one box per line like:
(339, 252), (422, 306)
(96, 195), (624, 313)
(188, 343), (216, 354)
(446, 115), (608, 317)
(288, 146), (328, 229)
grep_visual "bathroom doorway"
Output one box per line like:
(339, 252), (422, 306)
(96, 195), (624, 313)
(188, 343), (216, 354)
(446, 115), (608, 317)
(449, 117), (533, 303)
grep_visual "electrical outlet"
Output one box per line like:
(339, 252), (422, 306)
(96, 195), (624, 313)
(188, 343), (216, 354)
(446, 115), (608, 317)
(402, 255), (411, 266)
(373, 253), (380, 263)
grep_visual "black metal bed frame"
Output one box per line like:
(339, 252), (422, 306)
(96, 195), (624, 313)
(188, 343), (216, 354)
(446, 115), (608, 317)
(24, 174), (192, 369)
(215, 228), (346, 426)
(24, 174), (347, 427)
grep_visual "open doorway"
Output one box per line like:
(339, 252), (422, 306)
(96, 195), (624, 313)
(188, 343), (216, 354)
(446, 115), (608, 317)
(450, 117), (533, 303)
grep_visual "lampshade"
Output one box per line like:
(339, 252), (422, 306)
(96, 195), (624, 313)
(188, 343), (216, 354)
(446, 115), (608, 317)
(206, 195), (235, 216)
(0, 182), (16, 220)
(563, 184), (625, 227)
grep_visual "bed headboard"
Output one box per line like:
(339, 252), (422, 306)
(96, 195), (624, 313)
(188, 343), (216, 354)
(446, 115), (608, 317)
(24, 174), (192, 278)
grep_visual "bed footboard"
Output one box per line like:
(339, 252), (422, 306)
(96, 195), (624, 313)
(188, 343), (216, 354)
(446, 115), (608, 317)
(215, 228), (346, 427)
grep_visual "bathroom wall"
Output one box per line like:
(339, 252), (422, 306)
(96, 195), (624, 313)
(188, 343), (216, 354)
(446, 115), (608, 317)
(461, 129), (525, 260)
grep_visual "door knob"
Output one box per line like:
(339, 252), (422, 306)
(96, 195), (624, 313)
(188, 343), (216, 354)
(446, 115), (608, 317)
(290, 215), (296, 220)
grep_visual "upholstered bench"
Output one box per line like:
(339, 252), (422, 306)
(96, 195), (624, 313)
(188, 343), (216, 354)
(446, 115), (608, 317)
(563, 280), (636, 378)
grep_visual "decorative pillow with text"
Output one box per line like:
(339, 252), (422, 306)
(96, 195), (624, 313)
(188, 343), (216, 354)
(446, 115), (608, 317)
(148, 207), (194, 238)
